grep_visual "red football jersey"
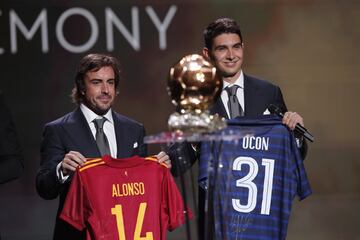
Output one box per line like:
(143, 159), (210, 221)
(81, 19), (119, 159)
(60, 155), (191, 240)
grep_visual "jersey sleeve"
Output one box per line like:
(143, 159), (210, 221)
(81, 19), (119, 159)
(162, 169), (192, 231)
(59, 169), (88, 231)
(290, 133), (312, 200)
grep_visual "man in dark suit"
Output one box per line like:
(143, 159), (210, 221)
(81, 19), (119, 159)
(197, 17), (308, 239)
(0, 92), (23, 184)
(0, 92), (24, 240)
(35, 53), (170, 240)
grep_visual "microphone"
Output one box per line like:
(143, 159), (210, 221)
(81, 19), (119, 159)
(268, 104), (314, 142)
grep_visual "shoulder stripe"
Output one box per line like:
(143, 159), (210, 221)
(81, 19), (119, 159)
(80, 161), (105, 172)
(145, 156), (168, 168)
(145, 155), (157, 161)
(83, 158), (103, 166)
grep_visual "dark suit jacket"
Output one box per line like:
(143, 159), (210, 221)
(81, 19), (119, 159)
(36, 108), (147, 240)
(0, 92), (23, 184)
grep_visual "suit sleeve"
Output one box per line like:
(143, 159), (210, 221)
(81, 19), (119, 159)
(36, 123), (67, 199)
(137, 125), (148, 157)
(273, 85), (288, 113)
(60, 169), (87, 231)
(0, 93), (24, 184)
(274, 85), (308, 159)
(168, 142), (198, 177)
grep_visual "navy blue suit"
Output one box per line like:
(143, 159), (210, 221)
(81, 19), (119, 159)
(36, 108), (147, 240)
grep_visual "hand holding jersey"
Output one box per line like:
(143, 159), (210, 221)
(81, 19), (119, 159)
(60, 151), (87, 176)
(156, 151), (172, 169)
(282, 111), (305, 131)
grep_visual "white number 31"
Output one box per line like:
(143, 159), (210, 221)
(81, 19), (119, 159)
(232, 156), (275, 215)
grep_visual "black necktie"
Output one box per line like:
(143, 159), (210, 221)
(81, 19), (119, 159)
(225, 85), (244, 119)
(93, 117), (111, 156)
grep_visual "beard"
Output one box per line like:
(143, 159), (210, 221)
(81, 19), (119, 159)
(83, 96), (113, 116)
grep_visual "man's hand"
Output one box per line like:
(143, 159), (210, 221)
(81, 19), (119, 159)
(156, 151), (171, 169)
(282, 111), (304, 130)
(61, 151), (86, 175)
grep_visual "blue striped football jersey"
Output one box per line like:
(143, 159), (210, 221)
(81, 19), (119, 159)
(199, 115), (312, 240)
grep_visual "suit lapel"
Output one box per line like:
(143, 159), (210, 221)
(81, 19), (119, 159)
(244, 74), (259, 117)
(210, 97), (229, 120)
(112, 111), (130, 158)
(62, 108), (100, 157)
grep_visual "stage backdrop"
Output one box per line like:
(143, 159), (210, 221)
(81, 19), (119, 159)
(1, 0), (360, 239)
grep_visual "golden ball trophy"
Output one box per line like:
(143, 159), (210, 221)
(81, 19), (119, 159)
(167, 54), (226, 133)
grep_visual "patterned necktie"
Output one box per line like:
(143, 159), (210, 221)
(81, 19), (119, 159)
(225, 85), (244, 119)
(93, 117), (111, 156)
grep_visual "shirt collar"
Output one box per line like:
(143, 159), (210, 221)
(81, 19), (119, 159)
(222, 70), (244, 89)
(80, 103), (114, 125)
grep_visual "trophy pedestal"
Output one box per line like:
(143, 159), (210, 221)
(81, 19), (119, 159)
(167, 111), (227, 133)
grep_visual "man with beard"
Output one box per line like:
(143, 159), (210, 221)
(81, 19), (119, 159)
(36, 53), (170, 239)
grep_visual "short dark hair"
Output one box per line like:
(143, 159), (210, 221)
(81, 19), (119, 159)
(71, 53), (121, 104)
(203, 18), (243, 49)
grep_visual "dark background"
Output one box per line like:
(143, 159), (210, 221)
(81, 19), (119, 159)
(1, 0), (359, 239)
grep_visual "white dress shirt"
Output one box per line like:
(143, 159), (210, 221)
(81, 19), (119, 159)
(80, 104), (117, 158)
(221, 70), (245, 118)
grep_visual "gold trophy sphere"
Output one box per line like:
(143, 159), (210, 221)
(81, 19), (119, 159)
(167, 54), (225, 132)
